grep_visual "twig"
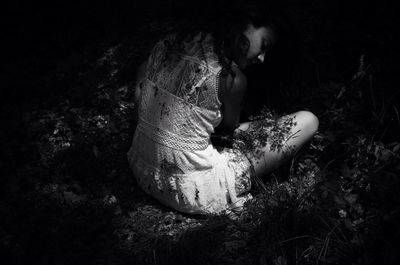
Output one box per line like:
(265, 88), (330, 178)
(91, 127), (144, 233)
(392, 104), (400, 127)
(369, 74), (376, 111)
(275, 235), (313, 245)
(368, 99), (387, 153)
(317, 223), (339, 264)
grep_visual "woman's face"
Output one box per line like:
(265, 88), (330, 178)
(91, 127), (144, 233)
(234, 24), (277, 70)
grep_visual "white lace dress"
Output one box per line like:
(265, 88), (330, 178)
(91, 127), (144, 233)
(127, 33), (254, 215)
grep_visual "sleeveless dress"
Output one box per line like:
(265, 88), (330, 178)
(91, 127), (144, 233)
(127, 33), (254, 215)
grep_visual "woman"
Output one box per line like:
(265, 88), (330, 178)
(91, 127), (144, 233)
(127, 4), (319, 215)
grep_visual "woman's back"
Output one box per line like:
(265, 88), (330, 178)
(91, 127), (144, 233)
(127, 32), (253, 215)
(135, 32), (223, 154)
(147, 33), (222, 108)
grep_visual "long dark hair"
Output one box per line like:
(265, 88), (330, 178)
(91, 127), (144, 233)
(163, 1), (289, 77)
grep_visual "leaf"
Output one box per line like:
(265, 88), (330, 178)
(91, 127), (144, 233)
(393, 143), (400, 153)
(334, 195), (346, 207)
(92, 145), (99, 157)
(344, 193), (358, 204)
(344, 218), (354, 231)
(108, 169), (117, 178)
(63, 191), (87, 205)
(273, 256), (287, 265)
(340, 164), (353, 179)
(223, 240), (246, 253)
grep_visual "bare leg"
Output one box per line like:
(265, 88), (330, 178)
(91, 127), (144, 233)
(233, 110), (319, 178)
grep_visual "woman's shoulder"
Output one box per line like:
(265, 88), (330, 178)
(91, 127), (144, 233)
(150, 31), (224, 75)
(168, 32), (222, 71)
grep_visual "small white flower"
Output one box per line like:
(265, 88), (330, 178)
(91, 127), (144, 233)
(339, 209), (347, 218)
(104, 195), (118, 205)
(61, 142), (71, 148)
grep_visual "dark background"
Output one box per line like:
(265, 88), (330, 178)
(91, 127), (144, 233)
(2, 0), (398, 108)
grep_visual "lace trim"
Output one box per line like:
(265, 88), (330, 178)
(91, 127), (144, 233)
(181, 55), (220, 75)
(146, 78), (217, 112)
(137, 118), (210, 151)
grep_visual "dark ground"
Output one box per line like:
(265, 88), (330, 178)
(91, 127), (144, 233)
(1, 0), (399, 264)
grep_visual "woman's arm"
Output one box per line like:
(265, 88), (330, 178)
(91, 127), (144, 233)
(219, 67), (247, 132)
(133, 60), (148, 130)
(211, 68), (246, 148)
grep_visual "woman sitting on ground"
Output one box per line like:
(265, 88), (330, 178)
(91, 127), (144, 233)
(127, 3), (319, 215)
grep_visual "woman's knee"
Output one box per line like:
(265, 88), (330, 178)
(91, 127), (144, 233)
(294, 110), (319, 137)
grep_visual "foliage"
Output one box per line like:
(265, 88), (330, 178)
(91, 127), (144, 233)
(234, 107), (297, 159)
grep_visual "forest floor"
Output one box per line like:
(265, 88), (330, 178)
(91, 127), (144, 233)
(2, 1), (399, 264)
